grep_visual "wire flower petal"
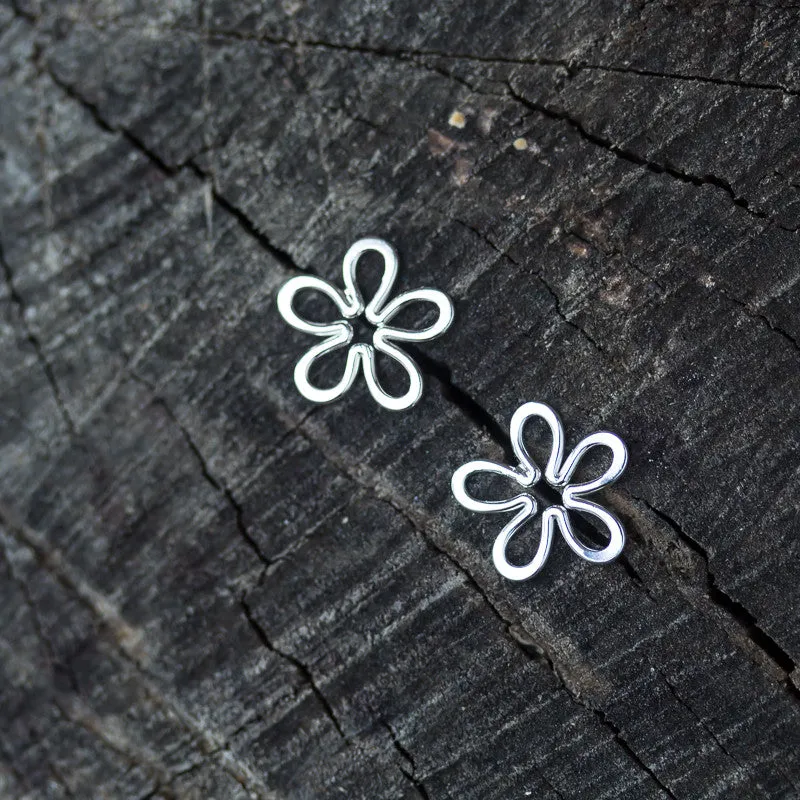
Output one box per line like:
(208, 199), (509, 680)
(362, 336), (424, 411)
(341, 237), (398, 323)
(293, 327), (360, 404)
(492, 504), (557, 581)
(559, 432), (628, 493)
(377, 289), (455, 343)
(277, 275), (359, 333)
(510, 401), (562, 485)
(451, 459), (537, 515)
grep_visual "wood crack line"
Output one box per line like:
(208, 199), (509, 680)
(502, 79), (782, 230)
(240, 589), (438, 795)
(632, 494), (800, 702)
(41, 65), (304, 275)
(655, 668), (754, 785)
(239, 594), (347, 739)
(381, 720), (431, 800)
(127, 370), (319, 574)
(241, 581), (434, 796)
(453, 219), (604, 355)
(229, 29), (800, 100)
(208, 31), (800, 99)
(128, 373), (270, 568)
(22, 7), (800, 98)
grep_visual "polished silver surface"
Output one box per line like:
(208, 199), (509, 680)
(451, 401), (628, 581)
(277, 238), (454, 411)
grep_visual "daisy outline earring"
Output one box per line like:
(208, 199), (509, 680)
(451, 401), (628, 581)
(277, 238), (454, 411)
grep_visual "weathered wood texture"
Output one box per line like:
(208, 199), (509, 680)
(1, 0), (800, 797)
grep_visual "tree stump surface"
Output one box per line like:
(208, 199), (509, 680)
(1, 1), (800, 797)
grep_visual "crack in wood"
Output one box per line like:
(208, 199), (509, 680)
(128, 368), (320, 572)
(453, 218), (606, 355)
(27, 7), (800, 98)
(655, 667), (765, 793)
(633, 494), (800, 703)
(593, 706), (679, 800)
(239, 592), (348, 740)
(721, 291), (800, 357)
(133, 376), (272, 568)
(380, 719), (431, 800)
(503, 79), (778, 229)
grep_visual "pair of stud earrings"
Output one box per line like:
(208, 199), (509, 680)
(277, 238), (628, 581)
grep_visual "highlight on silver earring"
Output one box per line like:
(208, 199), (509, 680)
(451, 401), (628, 581)
(277, 238), (454, 411)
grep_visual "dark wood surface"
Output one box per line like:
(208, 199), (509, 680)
(2, 1), (800, 797)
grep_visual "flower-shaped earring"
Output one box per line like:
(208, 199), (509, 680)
(451, 402), (628, 581)
(277, 238), (454, 411)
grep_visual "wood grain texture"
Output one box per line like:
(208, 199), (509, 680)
(1, 1), (799, 797)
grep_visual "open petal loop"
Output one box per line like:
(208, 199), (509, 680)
(277, 275), (359, 335)
(361, 335), (424, 411)
(450, 459), (537, 515)
(376, 289), (455, 343)
(492, 498), (552, 581)
(293, 325), (360, 404)
(552, 498), (625, 563)
(453, 459), (551, 581)
(341, 238), (399, 324)
(509, 402), (564, 484)
(556, 431), (627, 563)
(559, 432), (628, 495)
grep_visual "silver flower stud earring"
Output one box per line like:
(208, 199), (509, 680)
(451, 402), (628, 581)
(277, 238), (454, 411)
